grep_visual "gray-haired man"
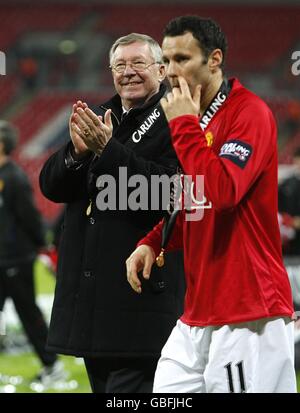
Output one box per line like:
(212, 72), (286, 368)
(40, 33), (185, 393)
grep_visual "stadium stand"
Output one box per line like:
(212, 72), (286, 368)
(95, 5), (300, 72)
(0, 1), (299, 392)
(12, 91), (104, 219)
(0, 4), (84, 51)
(0, 1), (299, 220)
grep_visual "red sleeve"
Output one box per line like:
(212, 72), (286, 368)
(169, 99), (276, 211)
(137, 211), (184, 256)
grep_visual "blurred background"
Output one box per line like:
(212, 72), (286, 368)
(0, 0), (300, 393)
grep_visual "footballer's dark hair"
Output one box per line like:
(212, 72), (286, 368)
(0, 120), (18, 155)
(163, 15), (228, 69)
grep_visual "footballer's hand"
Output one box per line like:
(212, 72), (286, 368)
(160, 76), (201, 121)
(126, 245), (155, 294)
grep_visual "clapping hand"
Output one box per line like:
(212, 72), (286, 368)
(70, 100), (113, 156)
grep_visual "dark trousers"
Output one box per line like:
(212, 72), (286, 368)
(84, 357), (158, 393)
(0, 260), (57, 366)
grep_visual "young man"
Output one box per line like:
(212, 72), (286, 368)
(0, 120), (64, 385)
(39, 34), (185, 393)
(126, 16), (297, 393)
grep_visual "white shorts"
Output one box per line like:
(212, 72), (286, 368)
(153, 317), (297, 393)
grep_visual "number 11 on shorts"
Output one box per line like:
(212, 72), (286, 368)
(225, 361), (246, 393)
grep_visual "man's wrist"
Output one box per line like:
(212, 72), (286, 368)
(65, 146), (92, 170)
(70, 145), (91, 160)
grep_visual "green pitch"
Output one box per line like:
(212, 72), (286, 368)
(0, 353), (91, 393)
(0, 258), (299, 393)
(34, 257), (56, 295)
(0, 258), (91, 393)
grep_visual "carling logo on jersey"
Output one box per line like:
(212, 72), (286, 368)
(219, 139), (253, 169)
(199, 91), (227, 131)
(132, 108), (161, 143)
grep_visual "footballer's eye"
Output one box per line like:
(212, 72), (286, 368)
(176, 56), (189, 63)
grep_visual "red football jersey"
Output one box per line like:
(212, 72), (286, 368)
(138, 78), (294, 326)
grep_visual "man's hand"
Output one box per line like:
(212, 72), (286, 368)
(160, 76), (201, 122)
(126, 245), (156, 294)
(294, 216), (300, 230)
(71, 101), (113, 156)
(69, 101), (90, 157)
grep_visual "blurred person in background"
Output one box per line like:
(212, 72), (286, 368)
(279, 147), (300, 256)
(39, 33), (185, 393)
(0, 120), (64, 385)
(19, 56), (38, 90)
(126, 16), (296, 393)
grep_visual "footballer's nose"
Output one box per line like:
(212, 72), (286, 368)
(166, 73), (179, 89)
(165, 60), (180, 77)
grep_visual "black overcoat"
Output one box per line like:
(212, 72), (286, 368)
(39, 85), (185, 357)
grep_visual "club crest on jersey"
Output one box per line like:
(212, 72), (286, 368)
(132, 108), (161, 143)
(205, 131), (214, 147)
(219, 140), (252, 169)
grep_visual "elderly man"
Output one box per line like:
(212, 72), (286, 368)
(39, 33), (185, 393)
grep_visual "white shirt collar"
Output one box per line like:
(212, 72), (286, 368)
(122, 106), (132, 115)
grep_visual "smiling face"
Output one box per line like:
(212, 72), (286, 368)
(111, 41), (165, 110)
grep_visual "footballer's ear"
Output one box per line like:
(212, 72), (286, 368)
(208, 49), (223, 72)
